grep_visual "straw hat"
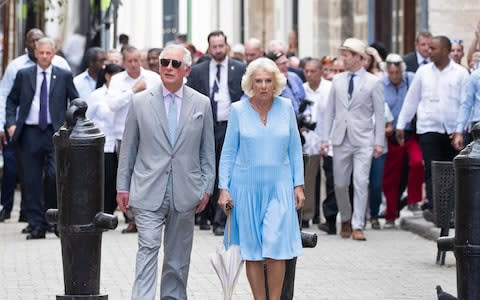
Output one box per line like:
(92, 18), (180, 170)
(339, 38), (367, 57)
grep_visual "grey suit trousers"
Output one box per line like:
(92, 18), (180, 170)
(333, 135), (372, 230)
(131, 174), (196, 300)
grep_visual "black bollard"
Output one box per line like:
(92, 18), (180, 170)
(46, 99), (118, 300)
(437, 123), (480, 300)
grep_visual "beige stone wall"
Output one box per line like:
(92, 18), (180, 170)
(429, 0), (480, 65)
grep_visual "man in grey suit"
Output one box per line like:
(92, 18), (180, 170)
(116, 44), (215, 299)
(321, 38), (384, 241)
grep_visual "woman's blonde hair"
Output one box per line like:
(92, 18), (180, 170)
(241, 57), (286, 97)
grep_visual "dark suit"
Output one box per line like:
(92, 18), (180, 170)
(6, 65), (78, 232)
(403, 52), (420, 73)
(187, 58), (246, 230)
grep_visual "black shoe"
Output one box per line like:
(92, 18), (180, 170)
(0, 208), (11, 222)
(301, 219), (310, 228)
(423, 209), (434, 223)
(213, 226), (225, 236)
(199, 223), (211, 230)
(26, 228), (46, 240)
(18, 213), (28, 223)
(21, 224), (33, 234)
(318, 222), (336, 235)
(312, 215), (320, 224)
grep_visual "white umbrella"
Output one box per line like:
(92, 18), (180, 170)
(210, 215), (244, 300)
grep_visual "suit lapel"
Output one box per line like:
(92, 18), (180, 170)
(203, 66), (210, 96)
(29, 66), (37, 93)
(174, 86), (194, 145)
(149, 85), (171, 145)
(49, 66), (57, 98)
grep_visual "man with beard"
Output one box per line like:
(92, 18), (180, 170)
(187, 30), (246, 235)
(0, 29), (70, 226)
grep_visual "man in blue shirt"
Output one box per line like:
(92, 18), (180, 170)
(265, 50), (305, 114)
(453, 67), (480, 149)
(381, 54), (424, 227)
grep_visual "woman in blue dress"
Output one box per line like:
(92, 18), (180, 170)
(218, 57), (305, 299)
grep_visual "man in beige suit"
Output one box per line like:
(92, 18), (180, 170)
(321, 38), (384, 241)
(116, 44), (215, 299)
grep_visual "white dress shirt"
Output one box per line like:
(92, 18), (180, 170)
(209, 58), (232, 121)
(302, 79), (332, 155)
(25, 65), (53, 125)
(85, 85), (116, 153)
(74, 70), (97, 100)
(107, 68), (161, 140)
(397, 60), (469, 134)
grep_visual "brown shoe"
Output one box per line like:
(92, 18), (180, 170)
(352, 229), (366, 241)
(340, 221), (352, 238)
(121, 223), (137, 234)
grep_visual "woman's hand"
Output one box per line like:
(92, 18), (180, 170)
(294, 186), (305, 209)
(218, 189), (233, 215)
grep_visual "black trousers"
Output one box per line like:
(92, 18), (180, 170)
(19, 125), (56, 231)
(197, 121), (228, 228)
(321, 156), (338, 223)
(104, 152), (118, 214)
(418, 132), (458, 208)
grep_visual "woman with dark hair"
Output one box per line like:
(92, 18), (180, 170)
(86, 64), (125, 214)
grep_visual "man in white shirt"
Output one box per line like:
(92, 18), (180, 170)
(301, 58), (336, 234)
(108, 46), (161, 233)
(396, 36), (469, 212)
(73, 47), (106, 99)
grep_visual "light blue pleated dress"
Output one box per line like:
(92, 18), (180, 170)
(219, 96), (304, 261)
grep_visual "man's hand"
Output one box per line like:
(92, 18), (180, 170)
(373, 145), (384, 158)
(196, 192), (210, 214)
(385, 123), (394, 137)
(132, 80), (147, 93)
(320, 142), (329, 157)
(396, 129), (405, 146)
(0, 131), (5, 147)
(7, 125), (15, 140)
(452, 133), (464, 151)
(116, 192), (130, 213)
(294, 186), (305, 209)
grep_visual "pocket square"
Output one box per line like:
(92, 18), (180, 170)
(192, 112), (204, 119)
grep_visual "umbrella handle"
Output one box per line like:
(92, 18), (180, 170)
(227, 214), (231, 247)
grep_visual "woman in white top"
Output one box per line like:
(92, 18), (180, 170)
(86, 64), (124, 214)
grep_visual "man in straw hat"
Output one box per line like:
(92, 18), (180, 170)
(321, 38), (384, 241)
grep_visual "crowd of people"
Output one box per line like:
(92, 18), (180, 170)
(0, 22), (480, 299)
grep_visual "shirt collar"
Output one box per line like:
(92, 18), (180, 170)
(350, 68), (366, 77)
(162, 86), (184, 100)
(210, 57), (228, 69)
(416, 51), (429, 64)
(37, 64), (53, 74)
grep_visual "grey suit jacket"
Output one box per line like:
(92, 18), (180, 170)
(323, 71), (384, 147)
(116, 83), (215, 212)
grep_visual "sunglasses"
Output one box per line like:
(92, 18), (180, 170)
(386, 61), (402, 66)
(451, 39), (463, 46)
(160, 59), (182, 69)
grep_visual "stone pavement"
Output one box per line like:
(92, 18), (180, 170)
(0, 203), (457, 300)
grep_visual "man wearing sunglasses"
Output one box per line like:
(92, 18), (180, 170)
(381, 54), (424, 228)
(187, 30), (246, 236)
(116, 44), (215, 299)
